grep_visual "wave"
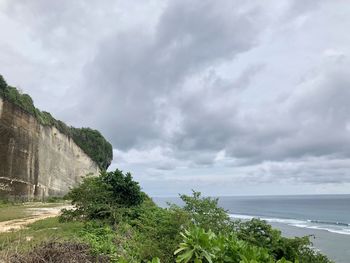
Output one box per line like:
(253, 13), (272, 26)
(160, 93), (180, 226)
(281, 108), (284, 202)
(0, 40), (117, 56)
(307, 220), (350, 227)
(229, 214), (350, 236)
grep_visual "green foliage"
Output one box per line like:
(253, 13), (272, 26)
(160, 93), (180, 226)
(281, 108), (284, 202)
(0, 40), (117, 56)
(147, 258), (161, 263)
(61, 169), (144, 221)
(297, 245), (332, 263)
(36, 111), (56, 125)
(61, 176), (113, 221)
(71, 128), (113, 170)
(80, 221), (118, 261)
(0, 74), (112, 170)
(174, 225), (277, 263)
(0, 74), (7, 89)
(0, 84), (37, 115)
(129, 200), (190, 261)
(175, 192), (332, 263)
(235, 219), (285, 256)
(174, 226), (216, 263)
(235, 219), (332, 263)
(179, 191), (233, 234)
(101, 169), (144, 207)
(59, 174), (332, 263)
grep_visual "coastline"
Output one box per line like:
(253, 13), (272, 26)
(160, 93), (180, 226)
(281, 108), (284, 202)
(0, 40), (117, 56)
(155, 196), (350, 263)
(270, 222), (350, 263)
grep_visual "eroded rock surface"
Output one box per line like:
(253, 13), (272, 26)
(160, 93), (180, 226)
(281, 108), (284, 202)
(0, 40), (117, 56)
(0, 97), (99, 199)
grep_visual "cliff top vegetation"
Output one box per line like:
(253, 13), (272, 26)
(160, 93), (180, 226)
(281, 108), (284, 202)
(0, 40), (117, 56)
(0, 74), (113, 170)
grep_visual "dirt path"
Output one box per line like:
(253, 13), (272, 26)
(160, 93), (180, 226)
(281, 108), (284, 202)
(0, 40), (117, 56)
(0, 205), (72, 233)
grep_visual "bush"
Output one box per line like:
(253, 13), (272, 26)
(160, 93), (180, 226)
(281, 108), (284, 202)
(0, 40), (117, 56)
(128, 200), (191, 262)
(61, 169), (144, 221)
(80, 221), (118, 261)
(61, 176), (113, 221)
(102, 169), (144, 207)
(175, 225), (276, 263)
(179, 191), (234, 234)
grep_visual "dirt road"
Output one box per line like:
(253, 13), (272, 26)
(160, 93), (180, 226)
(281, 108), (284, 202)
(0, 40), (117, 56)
(0, 205), (72, 233)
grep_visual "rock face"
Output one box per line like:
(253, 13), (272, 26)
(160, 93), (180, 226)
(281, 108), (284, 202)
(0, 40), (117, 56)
(0, 97), (99, 199)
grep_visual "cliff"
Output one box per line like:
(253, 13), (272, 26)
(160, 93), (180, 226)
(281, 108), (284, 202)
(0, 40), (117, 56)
(0, 97), (100, 198)
(0, 75), (112, 199)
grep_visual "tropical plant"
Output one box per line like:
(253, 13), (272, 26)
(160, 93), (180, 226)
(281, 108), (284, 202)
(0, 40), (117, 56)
(174, 226), (216, 263)
(179, 191), (233, 234)
(174, 226), (286, 263)
(147, 258), (161, 263)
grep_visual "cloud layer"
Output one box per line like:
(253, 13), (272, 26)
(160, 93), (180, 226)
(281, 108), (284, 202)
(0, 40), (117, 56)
(1, 0), (350, 195)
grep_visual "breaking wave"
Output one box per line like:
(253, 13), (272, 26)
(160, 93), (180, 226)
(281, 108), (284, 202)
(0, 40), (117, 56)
(229, 214), (350, 236)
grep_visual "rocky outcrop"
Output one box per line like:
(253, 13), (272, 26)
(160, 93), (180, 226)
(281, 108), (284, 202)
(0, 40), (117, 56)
(0, 97), (99, 199)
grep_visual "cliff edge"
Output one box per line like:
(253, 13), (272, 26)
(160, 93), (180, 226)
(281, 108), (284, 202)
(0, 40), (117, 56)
(0, 75), (112, 199)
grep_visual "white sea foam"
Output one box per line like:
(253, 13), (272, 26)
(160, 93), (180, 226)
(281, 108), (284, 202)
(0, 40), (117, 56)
(229, 214), (350, 236)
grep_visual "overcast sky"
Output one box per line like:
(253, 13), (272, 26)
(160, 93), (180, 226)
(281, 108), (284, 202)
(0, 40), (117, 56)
(1, 0), (350, 196)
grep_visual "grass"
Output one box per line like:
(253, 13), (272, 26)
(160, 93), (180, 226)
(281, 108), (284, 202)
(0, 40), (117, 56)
(0, 204), (30, 222)
(0, 217), (84, 255)
(0, 202), (69, 222)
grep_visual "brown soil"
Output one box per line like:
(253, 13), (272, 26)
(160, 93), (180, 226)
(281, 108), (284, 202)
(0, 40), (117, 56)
(0, 205), (72, 233)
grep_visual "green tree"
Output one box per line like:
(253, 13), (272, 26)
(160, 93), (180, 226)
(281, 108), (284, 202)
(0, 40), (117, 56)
(0, 74), (7, 91)
(61, 169), (144, 221)
(180, 191), (233, 234)
(101, 169), (144, 207)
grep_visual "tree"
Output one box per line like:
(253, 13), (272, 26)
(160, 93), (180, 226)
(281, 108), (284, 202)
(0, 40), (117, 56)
(101, 169), (144, 207)
(180, 191), (233, 233)
(61, 169), (144, 221)
(0, 74), (7, 90)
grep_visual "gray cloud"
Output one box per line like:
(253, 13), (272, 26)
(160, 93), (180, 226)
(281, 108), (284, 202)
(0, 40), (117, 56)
(77, 0), (267, 150)
(1, 0), (350, 195)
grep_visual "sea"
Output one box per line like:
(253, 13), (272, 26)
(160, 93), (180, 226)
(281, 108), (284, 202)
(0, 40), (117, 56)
(153, 194), (350, 263)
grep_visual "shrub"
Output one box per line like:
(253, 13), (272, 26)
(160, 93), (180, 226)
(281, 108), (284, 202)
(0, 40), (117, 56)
(61, 169), (144, 221)
(101, 169), (144, 207)
(179, 191), (233, 234)
(80, 221), (118, 261)
(128, 200), (191, 262)
(175, 225), (277, 263)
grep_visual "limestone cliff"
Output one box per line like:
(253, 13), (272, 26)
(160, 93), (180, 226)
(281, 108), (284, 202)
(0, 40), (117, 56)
(0, 97), (100, 199)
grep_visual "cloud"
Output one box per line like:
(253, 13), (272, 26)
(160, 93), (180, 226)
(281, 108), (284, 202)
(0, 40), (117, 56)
(1, 0), (350, 195)
(74, 0), (268, 151)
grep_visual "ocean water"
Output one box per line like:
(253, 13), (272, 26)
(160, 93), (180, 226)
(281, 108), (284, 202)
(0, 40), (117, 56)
(218, 195), (350, 236)
(153, 195), (350, 263)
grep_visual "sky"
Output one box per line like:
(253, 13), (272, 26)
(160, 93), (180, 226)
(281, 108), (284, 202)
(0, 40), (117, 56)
(1, 0), (350, 196)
